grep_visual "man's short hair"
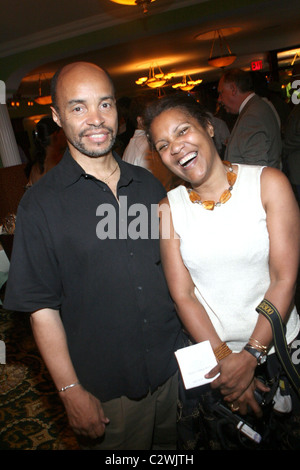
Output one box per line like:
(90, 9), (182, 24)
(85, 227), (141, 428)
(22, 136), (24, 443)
(50, 63), (115, 111)
(221, 68), (254, 93)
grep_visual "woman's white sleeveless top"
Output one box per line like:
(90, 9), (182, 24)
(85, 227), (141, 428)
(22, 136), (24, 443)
(167, 164), (299, 352)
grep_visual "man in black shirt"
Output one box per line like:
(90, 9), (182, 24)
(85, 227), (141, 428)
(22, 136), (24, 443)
(4, 62), (182, 450)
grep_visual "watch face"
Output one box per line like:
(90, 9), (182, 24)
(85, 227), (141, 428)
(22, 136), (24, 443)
(259, 354), (267, 364)
(244, 345), (267, 364)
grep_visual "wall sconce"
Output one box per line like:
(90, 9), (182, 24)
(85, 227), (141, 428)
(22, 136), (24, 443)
(9, 100), (20, 107)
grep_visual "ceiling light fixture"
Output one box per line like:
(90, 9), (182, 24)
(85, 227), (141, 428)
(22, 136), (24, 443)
(35, 95), (52, 106)
(109, 0), (155, 14)
(172, 75), (202, 91)
(34, 75), (52, 105)
(208, 29), (237, 68)
(291, 50), (300, 66)
(136, 64), (174, 88)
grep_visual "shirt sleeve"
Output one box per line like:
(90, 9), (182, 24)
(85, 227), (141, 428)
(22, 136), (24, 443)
(4, 200), (62, 313)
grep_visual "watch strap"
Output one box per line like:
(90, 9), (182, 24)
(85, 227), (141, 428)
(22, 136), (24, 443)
(244, 344), (266, 364)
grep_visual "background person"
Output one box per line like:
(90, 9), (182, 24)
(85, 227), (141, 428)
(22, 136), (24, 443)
(218, 68), (282, 168)
(283, 103), (300, 204)
(123, 94), (182, 191)
(283, 63), (300, 205)
(27, 116), (66, 185)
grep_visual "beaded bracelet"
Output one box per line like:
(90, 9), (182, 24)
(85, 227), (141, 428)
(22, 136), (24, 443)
(213, 342), (232, 362)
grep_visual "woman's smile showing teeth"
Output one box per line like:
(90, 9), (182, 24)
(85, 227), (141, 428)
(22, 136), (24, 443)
(179, 151), (197, 168)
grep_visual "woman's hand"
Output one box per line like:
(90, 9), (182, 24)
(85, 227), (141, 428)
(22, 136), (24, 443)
(206, 350), (268, 403)
(231, 378), (270, 417)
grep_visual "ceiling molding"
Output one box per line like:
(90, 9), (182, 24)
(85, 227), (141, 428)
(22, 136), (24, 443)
(0, 11), (137, 58)
(0, 0), (206, 59)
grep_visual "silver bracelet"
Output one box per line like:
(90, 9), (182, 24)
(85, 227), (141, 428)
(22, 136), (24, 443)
(58, 381), (80, 393)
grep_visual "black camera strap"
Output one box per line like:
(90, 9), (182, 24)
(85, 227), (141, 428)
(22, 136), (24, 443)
(256, 299), (300, 398)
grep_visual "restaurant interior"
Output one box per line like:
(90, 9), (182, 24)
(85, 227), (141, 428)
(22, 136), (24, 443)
(0, 0), (300, 450)
(1, 0), (300, 168)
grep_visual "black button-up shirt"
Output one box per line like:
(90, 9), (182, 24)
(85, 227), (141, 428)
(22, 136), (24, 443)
(4, 151), (182, 401)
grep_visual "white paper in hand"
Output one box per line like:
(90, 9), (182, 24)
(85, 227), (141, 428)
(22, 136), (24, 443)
(175, 340), (219, 389)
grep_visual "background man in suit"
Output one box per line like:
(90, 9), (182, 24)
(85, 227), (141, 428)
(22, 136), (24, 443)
(218, 68), (281, 168)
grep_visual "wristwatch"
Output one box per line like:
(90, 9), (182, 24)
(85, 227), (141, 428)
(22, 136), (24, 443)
(244, 345), (267, 365)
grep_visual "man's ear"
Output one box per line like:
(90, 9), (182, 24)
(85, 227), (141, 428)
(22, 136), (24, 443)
(230, 83), (238, 96)
(51, 106), (62, 128)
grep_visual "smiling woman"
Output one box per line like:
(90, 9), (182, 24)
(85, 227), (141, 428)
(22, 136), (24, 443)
(144, 94), (224, 200)
(144, 93), (300, 450)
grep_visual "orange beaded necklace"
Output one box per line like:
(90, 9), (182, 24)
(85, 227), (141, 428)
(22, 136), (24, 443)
(187, 161), (237, 210)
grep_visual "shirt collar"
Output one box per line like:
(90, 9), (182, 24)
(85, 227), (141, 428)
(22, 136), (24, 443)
(60, 148), (141, 188)
(239, 92), (255, 113)
(134, 129), (146, 137)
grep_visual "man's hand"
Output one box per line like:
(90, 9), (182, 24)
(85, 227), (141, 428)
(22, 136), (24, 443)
(60, 385), (109, 439)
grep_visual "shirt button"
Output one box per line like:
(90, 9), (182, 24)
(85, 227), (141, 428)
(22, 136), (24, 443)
(137, 286), (143, 291)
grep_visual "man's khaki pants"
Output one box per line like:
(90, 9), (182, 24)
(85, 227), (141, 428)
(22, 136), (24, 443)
(79, 372), (178, 450)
